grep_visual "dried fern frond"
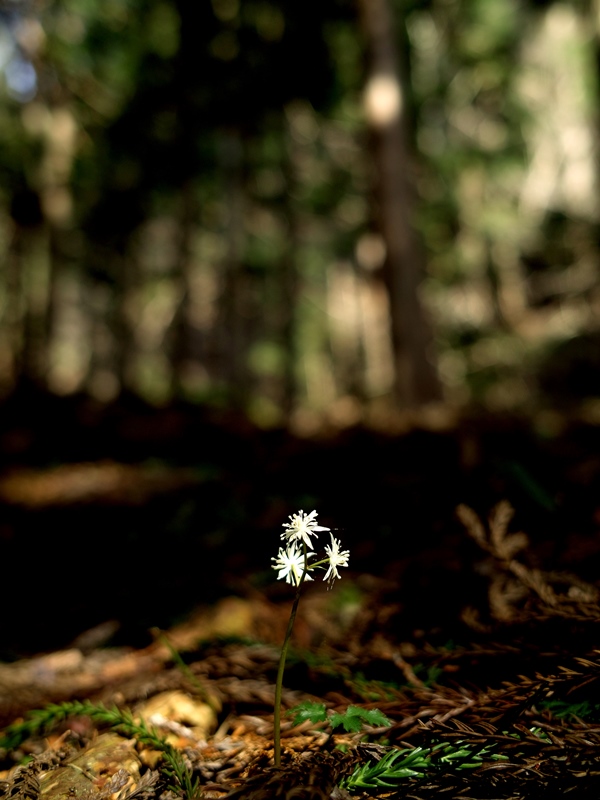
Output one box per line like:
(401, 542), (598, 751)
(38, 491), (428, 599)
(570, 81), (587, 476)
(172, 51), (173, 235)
(489, 501), (518, 555)
(456, 504), (488, 550)
(458, 501), (528, 563)
(458, 502), (600, 624)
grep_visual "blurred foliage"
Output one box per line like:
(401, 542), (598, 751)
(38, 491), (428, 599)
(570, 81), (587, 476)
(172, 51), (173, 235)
(0, 0), (598, 420)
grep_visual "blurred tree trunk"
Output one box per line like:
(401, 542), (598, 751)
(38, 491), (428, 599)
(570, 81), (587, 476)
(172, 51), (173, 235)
(4, 193), (50, 390)
(39, 106), (77, 389)
(170, 181), (198, 396)
(218, 129), (250, 406)
(280, 117), (301, 417)
(19, 232), (51, 386)
(112, 253), (135, 393)
(357, 0), (442, 407)
(3, 221), (27, 386)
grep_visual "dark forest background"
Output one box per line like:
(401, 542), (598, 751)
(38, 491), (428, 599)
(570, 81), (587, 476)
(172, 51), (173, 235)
(1, 0), (599, 420)
(1, 0), (600, 656)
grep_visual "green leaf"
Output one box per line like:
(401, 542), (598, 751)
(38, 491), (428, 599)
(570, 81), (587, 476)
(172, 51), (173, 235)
(286, 701), (328, 727)
(329, 705), (392, 732)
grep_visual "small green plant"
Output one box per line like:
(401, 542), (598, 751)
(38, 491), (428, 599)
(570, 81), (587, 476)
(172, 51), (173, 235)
(0, 700), (201, 798)
(539, 698), (600, 721)
(271, 509), (350, 766)
(287, 701), (392, 733)
(343, 740), (509, 790)
(342, 727), (550, 789)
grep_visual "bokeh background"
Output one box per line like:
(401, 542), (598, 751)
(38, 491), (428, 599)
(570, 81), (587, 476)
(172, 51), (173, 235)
(1, 0), (599, 418)
(1, 0), (600, 656)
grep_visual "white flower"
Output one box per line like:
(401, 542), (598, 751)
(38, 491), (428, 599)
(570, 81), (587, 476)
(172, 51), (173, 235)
(281, 509), (330, 550)
(323, 533), (350, 586)
(272, 543), (314, 586)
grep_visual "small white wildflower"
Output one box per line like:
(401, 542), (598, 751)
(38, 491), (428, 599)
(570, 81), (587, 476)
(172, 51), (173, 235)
(272, 543), (314, 586)
(323, 533), (350, 586)
(281, 509), (330, 550)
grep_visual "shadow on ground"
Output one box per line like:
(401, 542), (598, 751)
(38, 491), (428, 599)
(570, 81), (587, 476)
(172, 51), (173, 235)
(1, 384), (600, 656)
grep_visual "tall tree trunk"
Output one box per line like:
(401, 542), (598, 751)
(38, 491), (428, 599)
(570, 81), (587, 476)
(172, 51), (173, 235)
(3, 221), (26, 387)
(170, 180), (198, 397)
(279, 116), (301, 418)
(4, 206), (48, 390)
(218, 129), (249, 407)
(112, 252), (135, 393)
(357, 0), (442, 407)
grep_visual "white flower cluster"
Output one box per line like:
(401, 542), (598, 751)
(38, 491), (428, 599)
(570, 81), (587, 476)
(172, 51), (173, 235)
(271, 509), (350, 588)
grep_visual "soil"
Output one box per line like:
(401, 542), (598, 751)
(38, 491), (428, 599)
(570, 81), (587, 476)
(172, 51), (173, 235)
(1, 388), (600, 798)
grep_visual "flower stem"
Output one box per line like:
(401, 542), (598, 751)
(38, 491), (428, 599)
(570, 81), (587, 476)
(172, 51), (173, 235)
(273, 546), (308, 767)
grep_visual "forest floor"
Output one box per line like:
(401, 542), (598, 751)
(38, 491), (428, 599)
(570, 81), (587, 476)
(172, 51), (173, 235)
(1, 389), (600, 799)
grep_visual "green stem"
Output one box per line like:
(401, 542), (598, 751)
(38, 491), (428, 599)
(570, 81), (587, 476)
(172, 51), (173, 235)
(274, 545), (308, 767)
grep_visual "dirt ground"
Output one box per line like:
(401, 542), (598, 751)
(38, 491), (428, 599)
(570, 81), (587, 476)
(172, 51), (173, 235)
(1, 389), (600, 798)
